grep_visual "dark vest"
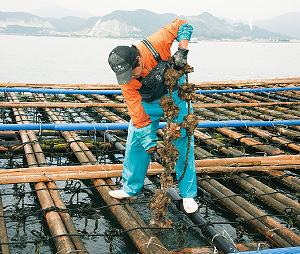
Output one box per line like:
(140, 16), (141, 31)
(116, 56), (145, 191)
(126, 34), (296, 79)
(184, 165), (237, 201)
(138, 39), (170, 103)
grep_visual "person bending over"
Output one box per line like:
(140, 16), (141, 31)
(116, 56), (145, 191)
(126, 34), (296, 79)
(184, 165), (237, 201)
(107, 19), (198, 213)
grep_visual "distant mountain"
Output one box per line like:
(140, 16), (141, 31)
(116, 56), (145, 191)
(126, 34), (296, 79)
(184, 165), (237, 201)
(0, 11), (54, 35)
(0, 9), (296, 41)
(45, 16), (88, 32)
(101, 9), (178, 36)
(253, 12), (300, 39)
(31, 5), (93, 19)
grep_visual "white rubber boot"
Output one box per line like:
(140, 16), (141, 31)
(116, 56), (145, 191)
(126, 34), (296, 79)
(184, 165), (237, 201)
(183, 198), (198, 213)
(109, 190), (137, 201)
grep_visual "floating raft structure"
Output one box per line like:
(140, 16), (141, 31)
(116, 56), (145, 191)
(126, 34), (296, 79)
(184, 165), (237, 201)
(1, 78), (300, 253)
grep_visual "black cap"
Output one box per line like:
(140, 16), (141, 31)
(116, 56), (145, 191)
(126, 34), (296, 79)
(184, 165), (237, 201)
(108, 46), (134, 85)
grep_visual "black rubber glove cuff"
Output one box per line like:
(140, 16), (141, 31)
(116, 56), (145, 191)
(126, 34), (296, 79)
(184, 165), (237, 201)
(172, 46), (189, 70)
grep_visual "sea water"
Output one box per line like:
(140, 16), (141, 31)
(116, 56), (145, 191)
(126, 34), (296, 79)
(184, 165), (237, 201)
(0, 35), (299, 84)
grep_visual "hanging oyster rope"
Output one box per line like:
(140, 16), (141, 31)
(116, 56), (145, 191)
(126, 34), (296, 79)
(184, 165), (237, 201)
(148, 64), (197, 228)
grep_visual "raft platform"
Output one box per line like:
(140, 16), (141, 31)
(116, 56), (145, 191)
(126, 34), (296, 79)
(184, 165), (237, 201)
(0, 77), (300, 253)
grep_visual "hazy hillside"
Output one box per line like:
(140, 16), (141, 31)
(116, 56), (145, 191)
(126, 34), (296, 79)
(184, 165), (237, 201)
(253, 12), (300, 39)
(0, 11), (54, 35)
(101, 9), (178, 36)
(46, 16), (87, 32)
(0, 9), (296, 41)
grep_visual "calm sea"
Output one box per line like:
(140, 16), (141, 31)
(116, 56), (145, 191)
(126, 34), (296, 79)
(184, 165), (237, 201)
(1, 34), (300, 84)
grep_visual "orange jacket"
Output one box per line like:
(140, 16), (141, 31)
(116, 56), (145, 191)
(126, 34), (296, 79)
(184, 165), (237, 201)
(121, 19), (188, 128)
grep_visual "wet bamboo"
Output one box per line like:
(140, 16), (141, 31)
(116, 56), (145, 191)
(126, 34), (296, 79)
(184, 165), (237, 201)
(8, 93), (86, 253)
(0, 193), (9, 254)
(92, 94), (128, 114)
(199, 95), (300, 153)
(194, 146), (218, 159)
(35, 182), (76, 253)
(0, 82), (120, 89)
(40, 142), (111, 151)
(2, 163), (300, 176)
(193, 101), (300, 108)
(0, 169), (164, 184)
(265, 169), (300, 191)
(236, 95), (300, 135)
(196, 94), (300, 153)
(37, 93), (120, 164)
(245, 127), (300, 152)
(72, 94), (126, 123)
(93, 178), (169, 254)
(48, 92), (300, 246)
(10, 136), (76, 250)
(44, 107), (91, 164)
(224, 92), (300, 124)
(47, 181), (88, 253)
(199, 175), (300, 247)
(1, 77), (299, 89)
(194, 129), (245, 157)
(109, 90), (244, 158)
(36, 93), (168, 253)
(0, 102), (127, 108)
(56, 92), (300, 168)
(3, 164), (300, 185)
(274, 127), (300, 140)
(193, 77), (300, 88)
(170, 242), (270, 253)
(197, 176), (292, 247)
(1, 154), (300, 177)
(194, 105), (284, 156)
(216, 127), (283, 156)
(231, 173), (300, 224)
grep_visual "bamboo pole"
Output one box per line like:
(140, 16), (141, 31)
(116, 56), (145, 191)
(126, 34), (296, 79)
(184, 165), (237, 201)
(93, 178), (169, 254)
(194, 129), (245, 157)
(34, 92), (168, 253)
(0, 169), (163, 184)
(196, 93), (300, 153)
(0, 83), (120, 89)
(47, 181), (88, 253)
(8, 93), (86, 253)
(35, 182), (77, 253)
(232, 172), (300, 224)
(197, 176), (291, 247)
(0, 102), (127, 108)
(1, 77), (299, 89)
(0, 193), (10, 254)
(0, 97), (291, 109)
(200, 175), (300, 246)
(198, 175), (300, 247)
(194, 105), (285, 156)
(193, 101), (300, 108)
(266, 169), (300, 191)
(2, 155), (300, 176)
(2, 164), (300, 185)
(170, 242), (270, 253)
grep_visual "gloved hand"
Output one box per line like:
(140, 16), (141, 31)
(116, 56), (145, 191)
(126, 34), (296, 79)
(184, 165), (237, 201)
(171, 46), (189, 70)
(147, 147), (164, 166)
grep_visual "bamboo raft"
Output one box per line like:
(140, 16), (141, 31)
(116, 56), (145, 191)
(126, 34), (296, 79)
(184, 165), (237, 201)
(1, 77), (300, 253)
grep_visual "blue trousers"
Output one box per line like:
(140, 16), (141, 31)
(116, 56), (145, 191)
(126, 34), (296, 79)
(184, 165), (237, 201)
(121, 77), (197, 198)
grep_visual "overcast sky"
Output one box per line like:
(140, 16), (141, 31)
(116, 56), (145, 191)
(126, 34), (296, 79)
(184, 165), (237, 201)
(1, 0), (300, 21)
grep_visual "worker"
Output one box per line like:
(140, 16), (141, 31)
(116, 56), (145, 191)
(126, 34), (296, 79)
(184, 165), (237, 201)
(107, 19), (198, 213)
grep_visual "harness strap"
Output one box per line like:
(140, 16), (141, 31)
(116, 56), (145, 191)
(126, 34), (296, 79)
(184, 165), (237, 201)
(141, 39), (162, 62)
